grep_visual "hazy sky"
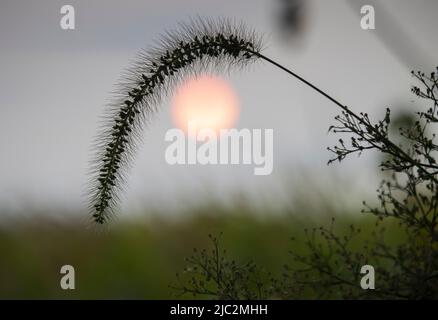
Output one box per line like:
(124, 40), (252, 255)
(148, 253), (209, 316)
(1, 0), (437, 215)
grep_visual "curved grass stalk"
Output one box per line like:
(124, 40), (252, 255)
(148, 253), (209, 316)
(88, 19), (263, 223)
(88, 18), (421, 224)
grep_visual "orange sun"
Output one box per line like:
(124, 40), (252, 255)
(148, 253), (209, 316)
(171, 75), (240, 137)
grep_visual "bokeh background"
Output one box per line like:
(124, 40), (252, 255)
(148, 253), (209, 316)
(0, 0), (437, 298)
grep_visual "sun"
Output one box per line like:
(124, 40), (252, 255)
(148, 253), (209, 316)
(171, 75), (240, 137)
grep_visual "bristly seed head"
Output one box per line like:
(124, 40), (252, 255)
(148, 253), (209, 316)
(88, 18), (264, 224)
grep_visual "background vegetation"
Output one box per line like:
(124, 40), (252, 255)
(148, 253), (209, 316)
(0, 199), (394, 299)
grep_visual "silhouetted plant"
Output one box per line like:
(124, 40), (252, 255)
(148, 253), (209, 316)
(88, 19), (265, 223)
(171, 233), (275, 299)
(173, 69), (438, 299)
(88, 18), (437, 298)
(87, 18), (360, 224)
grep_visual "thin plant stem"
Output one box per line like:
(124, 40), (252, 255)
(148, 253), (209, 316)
(252, 51), (438, 182)
(253, 52), (347, 110)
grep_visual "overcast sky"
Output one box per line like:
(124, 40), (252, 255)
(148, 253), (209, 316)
(1, 0), (437, 215)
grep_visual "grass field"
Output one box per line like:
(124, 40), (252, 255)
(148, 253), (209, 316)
(0, 196), (401, 300)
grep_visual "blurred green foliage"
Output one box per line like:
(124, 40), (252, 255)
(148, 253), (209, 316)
(0, 203), (392, 299)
